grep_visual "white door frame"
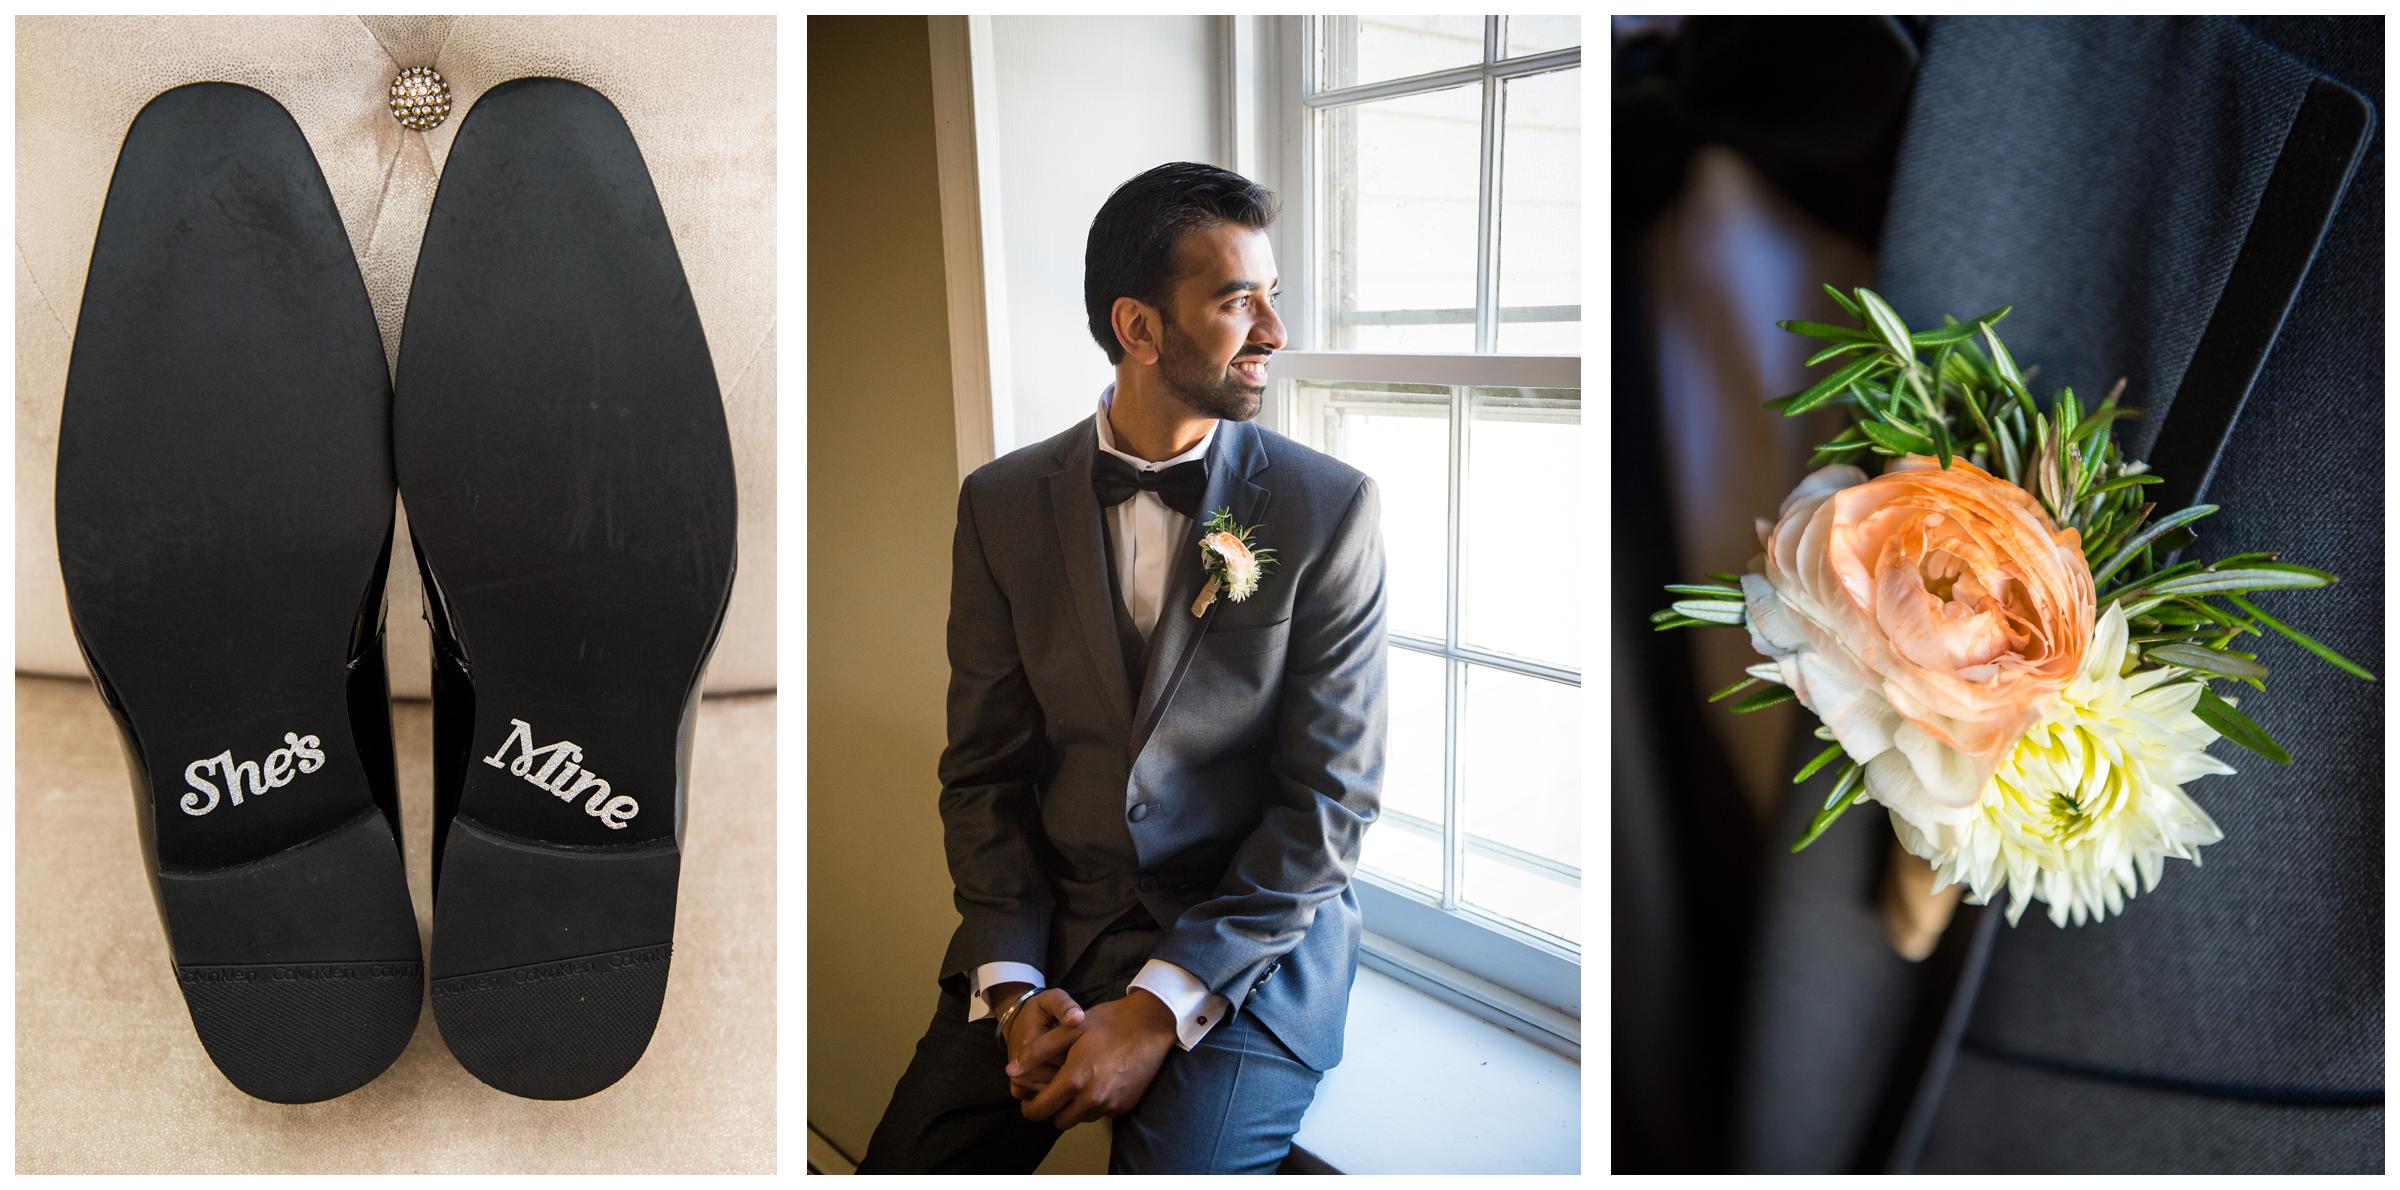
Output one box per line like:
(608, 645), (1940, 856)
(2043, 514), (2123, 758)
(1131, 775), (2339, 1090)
(927, 15), (1011, 482)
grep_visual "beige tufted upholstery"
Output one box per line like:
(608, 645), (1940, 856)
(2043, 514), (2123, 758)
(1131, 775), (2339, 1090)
(15, 15), (776, 696)
(14, 18), (775, 1173)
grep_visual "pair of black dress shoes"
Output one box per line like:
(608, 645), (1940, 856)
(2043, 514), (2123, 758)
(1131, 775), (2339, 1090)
(53, 78), (737, 1102)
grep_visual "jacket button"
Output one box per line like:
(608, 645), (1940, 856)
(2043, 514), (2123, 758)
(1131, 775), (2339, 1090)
(1128, 802), (1151, 823)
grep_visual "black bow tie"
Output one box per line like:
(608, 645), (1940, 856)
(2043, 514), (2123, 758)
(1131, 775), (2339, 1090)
(1093, 451), (1207, 518)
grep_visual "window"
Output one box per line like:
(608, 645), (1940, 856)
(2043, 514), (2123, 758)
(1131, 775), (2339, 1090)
(1303, 16), (1582, 353)
(1248, 16), (1581, 1026)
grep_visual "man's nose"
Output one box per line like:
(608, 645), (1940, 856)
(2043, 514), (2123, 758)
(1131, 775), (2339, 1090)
(1255, 302), (1287, 351)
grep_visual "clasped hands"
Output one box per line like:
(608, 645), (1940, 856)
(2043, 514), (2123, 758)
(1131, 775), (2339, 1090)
(993, 984), (1179, 1130)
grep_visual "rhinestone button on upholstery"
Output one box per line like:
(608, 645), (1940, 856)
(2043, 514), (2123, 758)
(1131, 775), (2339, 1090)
(388, 66), (453, 131)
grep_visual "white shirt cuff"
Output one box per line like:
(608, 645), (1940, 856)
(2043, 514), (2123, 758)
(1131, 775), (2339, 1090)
(1128, 959), (1231, 1051)
(966, 961), (1047, 1022)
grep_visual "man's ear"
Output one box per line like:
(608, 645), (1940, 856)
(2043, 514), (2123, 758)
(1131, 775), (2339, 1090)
(1112, 296), (1163, 367)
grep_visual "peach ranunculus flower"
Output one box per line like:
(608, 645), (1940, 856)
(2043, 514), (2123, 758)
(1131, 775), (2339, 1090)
(1203, 530), (1262, 600)
(1741, 456), (2097, 829)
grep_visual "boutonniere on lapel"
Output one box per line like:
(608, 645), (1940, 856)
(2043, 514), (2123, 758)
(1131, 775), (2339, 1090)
(1655, 285), (2373, 930)
(1192, 507), (1277, 617)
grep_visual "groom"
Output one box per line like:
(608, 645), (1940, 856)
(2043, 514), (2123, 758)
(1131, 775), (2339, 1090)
(858, 162), (1389, 1174)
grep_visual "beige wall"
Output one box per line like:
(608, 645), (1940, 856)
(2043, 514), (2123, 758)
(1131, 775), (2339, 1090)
(987, 16), (1224, 451)
(804, 16), (1107, 1173)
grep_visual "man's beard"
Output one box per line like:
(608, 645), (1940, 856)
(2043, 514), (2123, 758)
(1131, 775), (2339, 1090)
(1157, 313), (1264, 422)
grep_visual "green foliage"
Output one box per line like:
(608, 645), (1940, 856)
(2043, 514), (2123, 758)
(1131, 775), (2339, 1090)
(2193, 687), (2291, 765)
(1728, 685), (1797, 714)
(1789, 764), (1866, 854)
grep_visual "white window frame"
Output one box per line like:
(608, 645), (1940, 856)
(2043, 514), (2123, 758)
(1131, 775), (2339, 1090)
(1240, 16), (1582, 1036)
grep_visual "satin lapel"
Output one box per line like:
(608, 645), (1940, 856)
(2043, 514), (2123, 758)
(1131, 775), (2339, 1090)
(2142, 75), (2374, 515)
(1046, 427), (1135, 735)
(1129, 420), (1270, 763)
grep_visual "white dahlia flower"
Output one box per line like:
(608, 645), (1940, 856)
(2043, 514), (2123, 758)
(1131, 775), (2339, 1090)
(1890, 602), (2233, 926)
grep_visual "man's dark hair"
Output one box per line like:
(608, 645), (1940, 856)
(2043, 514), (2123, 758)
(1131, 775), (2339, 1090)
(1083, 162), (1279, 364)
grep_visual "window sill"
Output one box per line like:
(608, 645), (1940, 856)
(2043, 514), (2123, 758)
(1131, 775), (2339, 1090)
(1287, 961), (1580, 1173)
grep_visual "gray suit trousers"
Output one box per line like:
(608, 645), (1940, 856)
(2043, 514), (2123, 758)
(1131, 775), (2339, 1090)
(858, 908), (1323, 1174)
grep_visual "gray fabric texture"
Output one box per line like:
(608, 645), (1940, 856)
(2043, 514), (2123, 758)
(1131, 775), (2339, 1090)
(1919, 1049), (2382, 1173)
(1728, 763), (1943, 1173)
(1731, 15), (2383, 1174)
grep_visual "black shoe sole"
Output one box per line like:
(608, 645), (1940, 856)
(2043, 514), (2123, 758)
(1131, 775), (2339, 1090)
(55, 82), (419, 1105)
(396, 77), (736, 1100)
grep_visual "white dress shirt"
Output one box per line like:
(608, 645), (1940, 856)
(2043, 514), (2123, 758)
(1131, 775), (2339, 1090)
(1095, 385), (1216, 644)
(966, 387), (1232, 1052)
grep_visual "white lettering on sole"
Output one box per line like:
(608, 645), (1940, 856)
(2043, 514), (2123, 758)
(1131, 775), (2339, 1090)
(480, 717), (641, 830)
(182, 732), (325, 816)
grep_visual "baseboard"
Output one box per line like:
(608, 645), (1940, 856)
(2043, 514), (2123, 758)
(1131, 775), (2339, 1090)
(807, 1124), (859, 1175)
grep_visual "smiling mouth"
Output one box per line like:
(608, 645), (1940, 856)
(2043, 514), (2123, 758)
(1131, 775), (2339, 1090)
(1231, 358), (1268, 380)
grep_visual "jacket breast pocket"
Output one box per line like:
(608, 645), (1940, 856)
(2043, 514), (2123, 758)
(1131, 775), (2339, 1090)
(1198, 618), (1291, 659)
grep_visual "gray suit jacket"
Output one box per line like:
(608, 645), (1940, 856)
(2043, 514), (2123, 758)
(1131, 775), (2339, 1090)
(933, 413), (1387, 1073)
(1726, 16), (2382, 1174)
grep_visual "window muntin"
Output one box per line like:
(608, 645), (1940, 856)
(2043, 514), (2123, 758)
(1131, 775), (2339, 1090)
(1306, 16), (1581, 356)
(1288, 378), (1581, 954)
